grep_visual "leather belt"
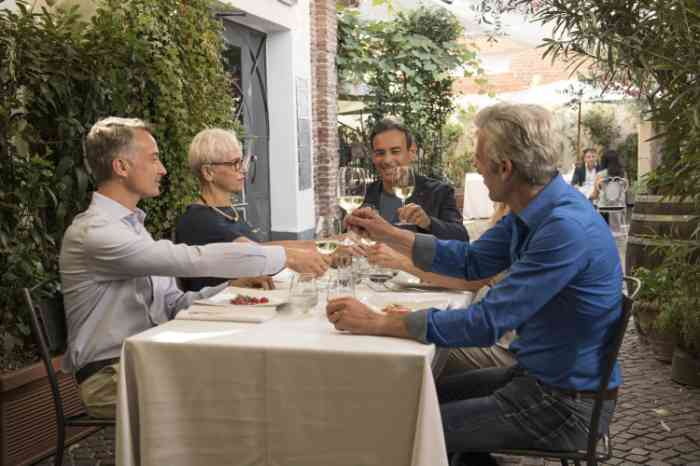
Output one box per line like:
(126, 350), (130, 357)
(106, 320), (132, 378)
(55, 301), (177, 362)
(545, 385), (618, 401)
(75, 357), (120, 385)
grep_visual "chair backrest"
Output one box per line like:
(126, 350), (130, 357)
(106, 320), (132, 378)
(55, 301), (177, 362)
(23, 284), (68, 423)
(598, 177), (628, 208)
(585, 275), (641, 461)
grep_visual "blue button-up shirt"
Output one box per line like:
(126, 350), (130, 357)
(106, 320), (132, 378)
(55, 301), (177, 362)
(407, 175), (623, 391)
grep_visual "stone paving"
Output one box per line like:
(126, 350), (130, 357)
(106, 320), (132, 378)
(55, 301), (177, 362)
(34, 222), (700, 466)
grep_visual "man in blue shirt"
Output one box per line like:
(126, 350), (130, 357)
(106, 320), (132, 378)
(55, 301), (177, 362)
(332, 103), (622, 464)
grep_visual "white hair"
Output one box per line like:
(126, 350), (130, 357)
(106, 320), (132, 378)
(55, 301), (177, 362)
(475, 103), (559, 185)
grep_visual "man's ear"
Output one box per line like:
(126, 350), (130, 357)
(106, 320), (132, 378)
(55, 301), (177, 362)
(501, 159), (515, 181)
(112, 158), (130, 179)
(408, 143), (417, 161)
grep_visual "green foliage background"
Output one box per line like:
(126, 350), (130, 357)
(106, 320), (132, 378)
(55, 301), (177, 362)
(337, 5), (482, 179)
(0, 0), (236, 361)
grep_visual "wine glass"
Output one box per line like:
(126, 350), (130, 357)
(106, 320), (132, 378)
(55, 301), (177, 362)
(315, 215), (341, 256)
(337, 167), (368, 215)
(358, 203), (377, 247)
(391, 167), (415, 225)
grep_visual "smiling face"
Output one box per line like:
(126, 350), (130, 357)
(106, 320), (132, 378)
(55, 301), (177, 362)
(371, 129), (416, 187)
(584, 150), (597, 170)
(122, 129), (166, 199)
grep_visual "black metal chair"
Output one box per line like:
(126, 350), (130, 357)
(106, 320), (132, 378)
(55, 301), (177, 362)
(450, 276), (642, 466)
(23, 283), (115, 466)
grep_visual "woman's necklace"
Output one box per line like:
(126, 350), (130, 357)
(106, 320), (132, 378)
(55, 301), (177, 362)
(199, 195), (239, 222)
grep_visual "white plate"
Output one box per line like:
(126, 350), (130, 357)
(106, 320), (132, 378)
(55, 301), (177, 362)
(386, 280), (452, 292)
(365, 293), (452, 312)
(195, 295), (284, 307)
(385, 272), (450, 291)
(195, 287), (288, 308)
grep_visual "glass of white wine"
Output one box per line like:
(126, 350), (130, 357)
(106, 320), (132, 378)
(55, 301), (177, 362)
(391, 166), (415, 225)
(315, 215), (341, 256)
(337, 167), (368, 214)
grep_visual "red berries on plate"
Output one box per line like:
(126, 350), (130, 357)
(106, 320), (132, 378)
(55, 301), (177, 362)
(230, 294), (270, 305)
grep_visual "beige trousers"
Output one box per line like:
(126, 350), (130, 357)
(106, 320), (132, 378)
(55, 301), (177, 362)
(439, 345), (517, 379)
(78, 362), (119, 419)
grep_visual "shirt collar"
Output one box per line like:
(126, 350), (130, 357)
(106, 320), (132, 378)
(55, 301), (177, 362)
(92, 192), (147, 225)
(516, 174), (566, 231)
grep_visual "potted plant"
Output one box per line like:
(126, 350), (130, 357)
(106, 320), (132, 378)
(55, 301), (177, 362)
(630, 266), (677, 362)
(655, 250), (700, 387)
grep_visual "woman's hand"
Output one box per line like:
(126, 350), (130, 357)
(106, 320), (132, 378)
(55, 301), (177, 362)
(382, 304), (410, 316)
(230, 276), (275, 289)
(366, 243), (412, 272)
(345, 207), (397, 243)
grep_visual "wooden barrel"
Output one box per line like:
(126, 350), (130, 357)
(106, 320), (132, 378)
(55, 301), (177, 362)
(626, 195), (700, 273)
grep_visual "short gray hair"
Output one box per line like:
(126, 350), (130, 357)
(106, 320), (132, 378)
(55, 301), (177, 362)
(85, 117), (153, 186)
(474, 103), (559, 186)
(188, 128), (242, 179)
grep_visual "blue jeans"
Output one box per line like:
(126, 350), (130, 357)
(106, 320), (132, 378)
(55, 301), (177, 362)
(438, 366), (616, 453)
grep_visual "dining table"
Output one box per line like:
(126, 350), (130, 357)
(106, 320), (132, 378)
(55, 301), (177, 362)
(116, 275), (473, 466)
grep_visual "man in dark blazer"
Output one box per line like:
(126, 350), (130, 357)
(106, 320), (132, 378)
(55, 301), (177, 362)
(571, 148), (599, 187)
(362, 118), (469, 241)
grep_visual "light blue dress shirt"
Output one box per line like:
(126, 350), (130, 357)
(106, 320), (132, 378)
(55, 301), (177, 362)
(60, 193), (286, 372)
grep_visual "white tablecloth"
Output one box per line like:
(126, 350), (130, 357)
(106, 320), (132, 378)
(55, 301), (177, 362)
(117, 285), (472, 466)
(463, 173), (494, 220)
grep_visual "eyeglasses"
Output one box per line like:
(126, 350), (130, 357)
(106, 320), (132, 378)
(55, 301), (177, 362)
(206, 154), (256, 173)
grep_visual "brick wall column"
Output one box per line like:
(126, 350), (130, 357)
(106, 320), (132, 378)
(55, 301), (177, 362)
(310, 0), (339, 218)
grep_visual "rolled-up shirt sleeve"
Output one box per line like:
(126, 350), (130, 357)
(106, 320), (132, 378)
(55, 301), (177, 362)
(404, 309), (430, 343)
(411, 233), (437, 271)
(83, 218), (285, 281)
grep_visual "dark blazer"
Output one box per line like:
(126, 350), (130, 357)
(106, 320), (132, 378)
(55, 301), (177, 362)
(571, 164), (600, 186)
(363, 174), (469, 241)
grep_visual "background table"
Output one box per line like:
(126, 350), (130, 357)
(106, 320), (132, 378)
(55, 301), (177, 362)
(117, 285), (471, 466)
(462, 173), (494, 220)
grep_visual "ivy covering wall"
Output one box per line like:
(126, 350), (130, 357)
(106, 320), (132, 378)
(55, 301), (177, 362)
(0, 0), (237, 362)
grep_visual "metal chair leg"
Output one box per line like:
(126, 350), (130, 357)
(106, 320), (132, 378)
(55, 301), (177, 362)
(54, 440), (65, 466)
(54, 420), (65, 466)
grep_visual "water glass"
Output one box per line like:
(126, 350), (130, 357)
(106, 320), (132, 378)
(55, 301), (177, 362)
(327, 266), (355, 300)
(289, 273), (319, 314)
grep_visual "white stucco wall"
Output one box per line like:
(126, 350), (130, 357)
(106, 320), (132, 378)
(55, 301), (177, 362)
(224, 0), (315, 238)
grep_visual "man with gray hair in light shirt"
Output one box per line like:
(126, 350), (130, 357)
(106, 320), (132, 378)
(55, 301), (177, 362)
(60, 117), (327, 418)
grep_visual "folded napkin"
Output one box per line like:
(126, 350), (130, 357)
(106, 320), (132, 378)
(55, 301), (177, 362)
(176, 305), (277, 323)
(272, 268), (296, 285)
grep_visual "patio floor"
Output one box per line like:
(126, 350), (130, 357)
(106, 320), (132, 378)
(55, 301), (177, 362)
(33, 222), (700, 466)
